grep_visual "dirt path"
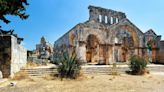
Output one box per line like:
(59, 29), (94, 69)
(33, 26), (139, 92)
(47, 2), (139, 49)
(0, 74), (164, 92)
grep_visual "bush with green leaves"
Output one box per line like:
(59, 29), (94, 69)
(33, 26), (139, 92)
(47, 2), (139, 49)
(57, 52), (82, 80)
(129, 55), (148, 75)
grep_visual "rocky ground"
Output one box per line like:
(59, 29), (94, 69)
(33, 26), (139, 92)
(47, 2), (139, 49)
(0, 73), (164, 92)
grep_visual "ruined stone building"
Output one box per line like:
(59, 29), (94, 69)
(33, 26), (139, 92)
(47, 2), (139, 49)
(0, 30), (27, 78)
(159, 41), (164, 63)
(53, 5), (164, 64)
(36, 36), (53, 60)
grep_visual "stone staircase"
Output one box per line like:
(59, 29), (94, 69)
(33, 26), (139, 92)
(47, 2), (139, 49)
(147, 65), (164, 72)
(21, 66), (58, 77)
(81, 65), (129, 75)
(20, 64), (164, 77)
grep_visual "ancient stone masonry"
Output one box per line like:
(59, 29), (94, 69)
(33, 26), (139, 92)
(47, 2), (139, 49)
(28, 37), (53, 65)
(53, 5), (164, 64)
(35, 36), (53, 60)
(159, 41), (164, 63)
(0, 31), (27, 78)
(88, 5), (126, 24)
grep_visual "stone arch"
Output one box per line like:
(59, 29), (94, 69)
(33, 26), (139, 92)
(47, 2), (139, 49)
(86, 34), (99, 49)
(86, 34), (100, 63)
(118, 25), (140, 47)
(114, 25), (140, 62)
(83, 30), (104, 44)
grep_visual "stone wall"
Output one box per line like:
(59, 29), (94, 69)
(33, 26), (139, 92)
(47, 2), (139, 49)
(159, 41), (164, 63)
(10, 36), (27, 78)
(0, 36), (11, 78)
(35, 37), (53, 60)
(53, 5), (163, 64)
(88, 5), (126, 24)
(0, 35), (27, 78)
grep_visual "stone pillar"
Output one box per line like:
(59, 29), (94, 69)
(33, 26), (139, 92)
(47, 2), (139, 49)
(111, 45), (116, 64)
(89, 9), (99, 22)
(101, 15), (105, 23)
(113, 17), (116, 24)
(113, 45), (120, 62)
(117, 46), (122, 62)
(107, 46), (112, 64)
(135, 48), (138, 56)
(107, 16), (111, 25)
(76, 42), (86, 63)
(152, 48), (157, 63)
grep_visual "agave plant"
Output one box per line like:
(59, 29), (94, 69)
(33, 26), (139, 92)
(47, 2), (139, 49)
(57, 51), (82, 80)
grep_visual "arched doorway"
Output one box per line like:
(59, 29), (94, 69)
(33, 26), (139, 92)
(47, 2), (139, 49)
(122, 36), (135, 62)
(115, 25), (139, 62)
(86, 34), (99, 63)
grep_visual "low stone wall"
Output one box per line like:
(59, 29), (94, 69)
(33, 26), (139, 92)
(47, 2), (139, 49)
(27, 57), (49, 65)
(22, 64), (164, 77)
(0, 36), (11, 78)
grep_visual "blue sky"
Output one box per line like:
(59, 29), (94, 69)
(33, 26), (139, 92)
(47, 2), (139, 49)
(1, 0), (164, 50)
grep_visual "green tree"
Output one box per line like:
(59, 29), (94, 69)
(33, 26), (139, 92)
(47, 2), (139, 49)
(0, 0), (29, 29)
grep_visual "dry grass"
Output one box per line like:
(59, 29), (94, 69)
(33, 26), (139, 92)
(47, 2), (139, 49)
(42, 75), (57, 80)
(12, 71), (34, 81)
(110, 63), (120, 76)
(26, 62), (39, 68)
(0, 74), (164, 92)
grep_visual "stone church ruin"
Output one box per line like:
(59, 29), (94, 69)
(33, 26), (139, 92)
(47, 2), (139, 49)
(36, 36), (53, 60)
(53, 5), (164, 64)
(0, 30), (27, 78)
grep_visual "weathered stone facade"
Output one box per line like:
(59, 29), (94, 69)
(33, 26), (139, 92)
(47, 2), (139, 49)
(159, 41), (164, 63)
(53, 5), (164, 64)
(0, 34), (27, 78)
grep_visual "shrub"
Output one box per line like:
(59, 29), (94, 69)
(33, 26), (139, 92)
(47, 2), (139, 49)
(129, 55), (148, 75)
(110, 63), (119, 75)
(57, 52), (82, 80)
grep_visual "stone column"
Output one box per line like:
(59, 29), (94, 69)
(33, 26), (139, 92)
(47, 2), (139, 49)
(111, 45), (116, 64)
(101, 15), (105, 23)
(152, 48), (157, 63)
(113, 17), (116, 24)
(76, 42), (86, 63)
(89, 10), (99, 22)
(135, 48), (138, 56)
(114, 45), (120, 62)
(107, 16), (111, 25)
(117, 46), (121, 62)
(107, 46), (112, 64)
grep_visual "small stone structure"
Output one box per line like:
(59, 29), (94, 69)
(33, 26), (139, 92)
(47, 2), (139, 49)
(53, 5), (164, 64)
(0, 31), (27, 78)
(36, 36), (53, 60)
